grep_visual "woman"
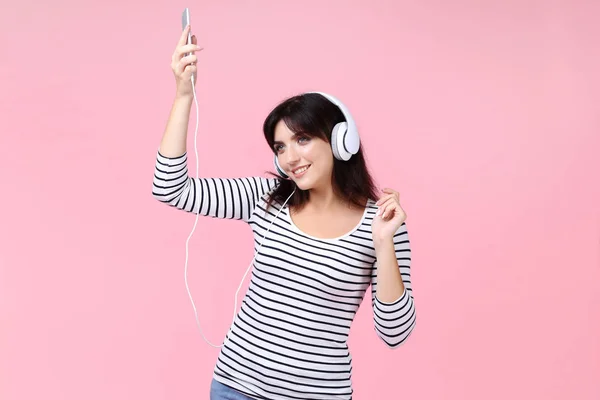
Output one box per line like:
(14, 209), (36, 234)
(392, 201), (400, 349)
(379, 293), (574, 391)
(153, 25), (417, 400)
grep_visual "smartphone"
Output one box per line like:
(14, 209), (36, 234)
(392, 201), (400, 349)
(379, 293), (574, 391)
(182, 8), (192, 56)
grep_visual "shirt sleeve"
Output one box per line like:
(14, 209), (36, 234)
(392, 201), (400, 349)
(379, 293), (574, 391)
(151, 151), (279, 222)
(370, 222), (417, 348)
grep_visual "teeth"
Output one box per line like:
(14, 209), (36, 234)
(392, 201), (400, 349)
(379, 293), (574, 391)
(294, 165), (309, 174)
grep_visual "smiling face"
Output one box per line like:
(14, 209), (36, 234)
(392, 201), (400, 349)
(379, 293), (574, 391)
(262, 93), (379, 211)
(273, 120), (335, 192)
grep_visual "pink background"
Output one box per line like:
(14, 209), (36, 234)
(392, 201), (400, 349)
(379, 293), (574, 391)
(1, 1), (599, 399)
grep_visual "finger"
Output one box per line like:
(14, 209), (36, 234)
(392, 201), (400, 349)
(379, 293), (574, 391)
(192, 34), (197, 45)
(175, 60), (194, 76)
(376, 193), (399, 207)
(377, 198), (398, 219)
(181, 64), (197, 80)
(178, 24), (191, 47)
(385, 203), (402, 221)
(174, 56), (193, 75)
(380, 205), (397, 221)
(182, 53), (198, 64)
(176, 43), (202, 58)
(172, 43), (199, 63)
(380, 200), (406, 222)
(382, 188), (399, 198)
(375, 193), (394, 206)
(174, 51), (202, 74)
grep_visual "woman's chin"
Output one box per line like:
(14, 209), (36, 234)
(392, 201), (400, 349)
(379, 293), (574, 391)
(291, 177), (313, 191)
(294, 182), (311, 191)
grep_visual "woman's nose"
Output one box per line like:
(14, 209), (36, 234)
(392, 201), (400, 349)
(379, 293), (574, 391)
(285, 147), (300, 165)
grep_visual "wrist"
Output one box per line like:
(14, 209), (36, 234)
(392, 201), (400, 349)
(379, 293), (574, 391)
(372, 234), (394, 249)
(174, 91), (194, 104)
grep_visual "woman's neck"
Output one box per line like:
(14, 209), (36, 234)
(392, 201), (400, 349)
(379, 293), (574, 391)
(307, 188), (340, 211)
(303, 185), (363, 213)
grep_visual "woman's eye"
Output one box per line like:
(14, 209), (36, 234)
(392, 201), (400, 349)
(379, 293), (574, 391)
(298, 136), (310, 144)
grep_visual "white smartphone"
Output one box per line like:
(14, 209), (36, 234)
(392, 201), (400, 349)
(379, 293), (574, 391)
(182, 8), (192, 55)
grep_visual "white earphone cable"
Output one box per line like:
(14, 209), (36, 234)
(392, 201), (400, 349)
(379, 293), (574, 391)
(184, 73), (295, 348)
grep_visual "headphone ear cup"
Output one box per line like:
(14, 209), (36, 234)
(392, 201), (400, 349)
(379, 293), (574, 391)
(310, 91), (360, 160)
(331, 122), (351, 161)
(274, 155), (289, 179)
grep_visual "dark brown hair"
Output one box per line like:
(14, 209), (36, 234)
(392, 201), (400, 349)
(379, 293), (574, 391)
(263, 92), (378, 211)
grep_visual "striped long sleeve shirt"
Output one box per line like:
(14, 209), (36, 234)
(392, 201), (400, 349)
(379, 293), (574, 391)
(152, 151), (417, 400)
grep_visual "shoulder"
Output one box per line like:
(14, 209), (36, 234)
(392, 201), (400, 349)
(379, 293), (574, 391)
(362, 198), (379, 226)
(241, 176), (282, 203)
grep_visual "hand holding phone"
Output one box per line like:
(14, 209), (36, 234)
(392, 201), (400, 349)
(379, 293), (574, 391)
(171, 8), (201, 96)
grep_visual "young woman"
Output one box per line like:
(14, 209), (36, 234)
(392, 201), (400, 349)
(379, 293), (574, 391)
(153, 25), (417, 400)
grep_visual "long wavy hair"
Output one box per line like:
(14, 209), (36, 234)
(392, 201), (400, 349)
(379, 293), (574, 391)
(263, 92), (378, 211)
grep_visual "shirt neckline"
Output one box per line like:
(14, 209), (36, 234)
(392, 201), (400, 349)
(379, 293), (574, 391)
(282, 199), (373, 242)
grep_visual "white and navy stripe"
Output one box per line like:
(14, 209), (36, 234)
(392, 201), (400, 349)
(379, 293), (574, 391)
(152, 151), (416, 400)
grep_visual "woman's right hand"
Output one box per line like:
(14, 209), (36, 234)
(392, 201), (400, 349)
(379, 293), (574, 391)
(171, 25), (203, 98)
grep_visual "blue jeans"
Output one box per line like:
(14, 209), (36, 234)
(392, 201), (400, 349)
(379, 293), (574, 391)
(210, 378), (256, 400)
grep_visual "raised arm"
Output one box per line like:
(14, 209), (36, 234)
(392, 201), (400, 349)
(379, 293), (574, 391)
(370, 222), (417, 348)
(152, 25), (278, 221)
(152, 152), (278, 221)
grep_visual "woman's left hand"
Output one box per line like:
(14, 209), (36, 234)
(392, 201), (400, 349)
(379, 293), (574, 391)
(372, 188), (407, 242)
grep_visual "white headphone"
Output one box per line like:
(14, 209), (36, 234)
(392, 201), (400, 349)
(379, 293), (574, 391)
(273, 92), (360, 179)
